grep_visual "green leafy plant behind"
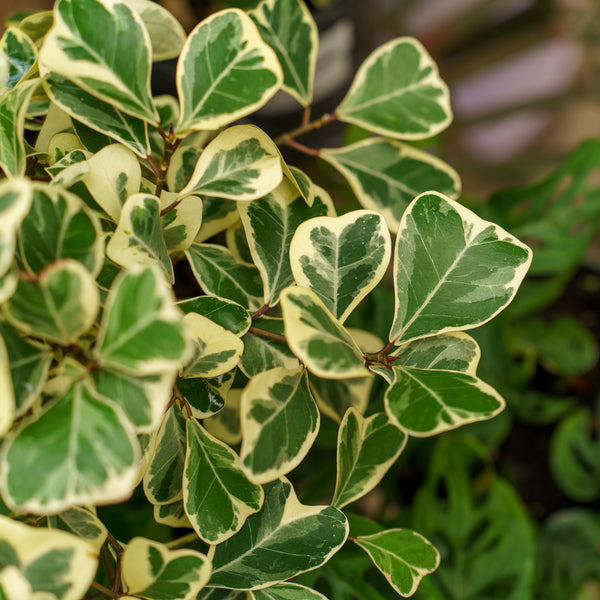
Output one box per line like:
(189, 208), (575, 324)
(0, 0), (532, 598)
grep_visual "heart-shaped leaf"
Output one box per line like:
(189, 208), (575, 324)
(336, 37), (452, 139)
(176, 8), (282, 134)
(0, 178), (33, 277)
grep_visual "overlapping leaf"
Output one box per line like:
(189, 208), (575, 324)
(161, 193), (203, 255)
(204, 387), (243, 445)
(154, 500), (191, 528)
(46, 507), (108, 553)
(308, 373), (372, 423)
(252, 583), (329, 600)
(0, 27), (37, 89)
(0, 178), (33, 277)
(177, 371), (234, 419)
(179, 296), (251, 337)
(195, 197), (239, 243)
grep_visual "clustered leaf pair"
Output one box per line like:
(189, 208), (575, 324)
(0, 0), (532, 598)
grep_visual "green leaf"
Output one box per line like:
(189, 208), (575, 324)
(94, 264), (190, 375)
(280, 286), (370, 379)
(45, 75), (151, 158)
(186, 243), (264, 311)
(195, 196), (239, 243)
(1, 379), (140, 514)
(320, 138), (460, 233)
(384, 366), (504, 437)
(1, 27), (37, 89)
(4, 260), (100, 345)
(354, 529), (439, 597)
(198, 589), (248, 600)
(161, 193), (203, 255)
(336, 37), (451, 139)
(177, 371), (234, 419)
(166, 145), (202, 194)
(19, 184), (103, 276)
(39, 0), (158, 123)
(184, 419), (263, 544)
(179, 296), (251, 337)
(0, 178), (33, 277)
(308, 373), (372, 423)
(332, 409), (407, 508)
(290, 210), (391, 323)
(240, 367), (319, 484)
(46, 149), (90, 188)
(252, 583), (328, 600)
(0, 515), (98, 600)
(176, 8), (282, 134)
(209, 478), (348, 589)
(0, 335), (15, 436)
(390, 192), (532, 345)
(179, 125), (282, 201)
(47, 507), (108, 553)
(154, 500), (191, 528)
(121, 537), (211, 600)
(249, 0), (318, 106)
(107, 193), (174, 283)
(239, 177), (332, 306)
(204, 388), (242, 445)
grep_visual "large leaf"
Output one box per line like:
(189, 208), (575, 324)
(320, 138), (460, 233)
(390, 192), (532, 345)
(39, 0), (158, 123)
(184, 419), (263, 544)
(384, 366), (504, 437)
(290, 210), (391, 322)
(249, 0), (318, 106)
(280, 286), (369, 379)
(176, 8), (282, 134)
(240, 367), (319, 484)
(209, 478), (348, 589)
(332, 409), (407, 509)
(179, 125), (282, 201)
(0, 515), (98, 600)
(336, 37), (451, 139)
(1, 379), (140, 514)
(122, 537), (211, 600)
(0, 178), (33, 277)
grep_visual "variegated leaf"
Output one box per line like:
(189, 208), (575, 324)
(0, 265), (18, 305)
(390, 192), (533, 345)
(290, 210), (391, 322)
(336, 37), (452, 139)
(46, 507), (108, 553)
(154, 500), (191, 528)
(308, 373), (372, 423)
(252, 583), (329, 600)
(161, 193), (203, 255)
(204, 387), (242, 445)
(176, 9), (282, 134)
(1, 27), (37, 89)
(0, 335), (15, 436)
(46, 149), (90, 188)
(0, 178), (33, 277)
(177, 370), (234, 419)
(195, 197), (239, 243)
(179, 296), (251, 336)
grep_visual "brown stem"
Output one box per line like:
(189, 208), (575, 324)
(90, 582), (120, 599)
(251, 303), (271, 319)
(284, 139), (320, 157)
(302, 104), (311, 126)
(154, 137), (181, 198)
(159, 198), (182, 217)
(249, 326), (287, 345)
(274, 112), (337, 145)
(146, 154), (161, 178)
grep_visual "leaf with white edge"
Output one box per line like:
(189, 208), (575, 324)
(154, 500), (191, 528)
(19, 185), (103, 276)
(184, 419), (263, 544)
(0, 515), (98, 600)
(290, 210), (391, 322)
(0, 78), (39, 176)
(241, 367), (319, 484)
(181, 313), (244, 378)
(1, 379), (140, 514)
(177, 370), (234, 419)
(198, 589), (248, 600)
(161, 193), (203, 255)
(204, 388), (242, 445)
(354, 529), (439, 597)
(287, 165), (315, 207)
(143, 407), (186, 505)
(166, 145), (201, 193)
(0, 265), (18, 305)
(309, 373), (372, 423)
(39, 0), (158, 123)
(47, 507), (108, 553)
(179, 125), (282, 201)
(47, 132), (83, 165)
(250, 0), (318, 105)
(1, 27), (37, 89)
(320, 138), (460, 233)
(94, 264), (191, 375)
(390, 192), (533, 345)
(280, 286), (369, 379)
(82, 143), (142, 221)
(92, 367), (175, 433)
(179, 296), (251, 336)
(187, 243), (264, 311)
(333, 409), (407, 508)
(195, 197), (239, 243)
(209, 477), (348, 589)
(107, 193), (174, 283)
(336, 37), (452, 140)
(0, 566), (58, 600)
(176, 9), (282, 134)
(46, 149), (90, 188)
(239, 177), (332, 306)
(0, 320), (52, 417)
(45, 75), (151, 157)
(252, 583), (329, 600)
(0, 178), (33, 277)
(384, 366), (505, 437)
(122, 537), (211, 600)
(4, 260), (100, 345)
(0, 335), (15, 436)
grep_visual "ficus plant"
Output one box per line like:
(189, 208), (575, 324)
(0, 0), (533, 598)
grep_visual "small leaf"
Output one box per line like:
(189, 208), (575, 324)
(179, 125), (282, 201)
(177, 371), (234, 419)
(121, 537), (211, 600)
(390, 192), (532, 345)
(309, 373), (372, 423)
(384, 366), (505, 437)
(290, 210), (391, 322)
(46, 149), (90, 188)
(47, 507), (108, 553)
(179, 296), (251, 337)
(280, 286), (369, 379)
(176, 8), (282, 134)
(240, 367), (319, 484)
(354, 529), (439, 597)
(161, 193), (203, 255)
(320, 138), (460, 232)
(195, 196), (239, 243)
(250, 0), (318, 106)
(154, 500), (191, 528)
(0, 27), (37, 89)
(184, 419), (263, 544)
(336, 37), (452, 139)
(333, 409), (407, 508)
(209, 478), (348, 589)
(39, 0), (158, 123)
(0, 178), (33, 277)
(204, 388), (242, 445)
